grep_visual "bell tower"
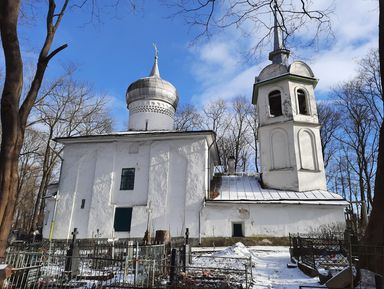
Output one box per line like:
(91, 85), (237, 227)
(252, 5), (327, 191)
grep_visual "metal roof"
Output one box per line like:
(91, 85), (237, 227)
(209, 175), (348, 206)
(126, 52), (179, 108)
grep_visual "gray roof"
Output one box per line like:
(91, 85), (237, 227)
(209, 175), (348, 206)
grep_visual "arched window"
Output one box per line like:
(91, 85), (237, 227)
(297, 89), (308, 115)
(268, 90), (282, 117)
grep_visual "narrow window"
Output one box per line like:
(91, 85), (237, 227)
(114, 207), (133, 232)
(232, 223), (244, 237)
(297, 89), (308, 115)
(268, 90), (282, 117)
(145, 120), (148, 131)
(80, 199), (86, 209)
(120, 168), (135, 190)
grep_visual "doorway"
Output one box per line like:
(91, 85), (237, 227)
(232, 223), (244, 237)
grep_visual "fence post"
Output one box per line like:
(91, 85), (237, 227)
(249, 256), (253, 280)
(245, 263), (248, 289)
(346, 231), (354, 288)
(375, 274), (383, 289)
(134, 241), (139, 286)
(170, 248), (177, 283)
(65, 228), (79, 277)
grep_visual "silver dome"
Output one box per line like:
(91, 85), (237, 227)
(126, 55), (179, 109)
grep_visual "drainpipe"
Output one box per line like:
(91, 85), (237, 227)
(48, 194), (59, 241)
(200, 134), (216, 244)
(198, 200), (206, 245)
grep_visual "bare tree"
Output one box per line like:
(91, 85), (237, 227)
(357, 49), (383, 129)
(317, 102), (341, 169)
(246, 104), (259, 172)
(14, 128), (43, 236)
(362, 2), (384, 276)
(0, 0), (133, 257)
(175, 103), (203, 131)
(229, 96), (252, 172)
(0, 0), (70, 257)
(334, 80), (378, 226)
(173, 0), (332, 56)
(202, 98), (233, 170)
(28, 76), (112, 233)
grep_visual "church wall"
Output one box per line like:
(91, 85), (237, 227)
(258, 123), (299, 191)
(183, 139), (207, 237)
(202, 203), (345, 237)
(51, 144), (94, 239)
(288, 81), (319, 124)
(87, 144), (116, 239)
(145, 138), (207, 238)
(257, 81), (292, 125)
(112, 142), (150, 206)
(45, 136), (209, 240)
(294, 125), (327, 191)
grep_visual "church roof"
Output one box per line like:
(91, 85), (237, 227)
(55, 130), (220, 164)
(208, 175), (348, 206)
(56, 130), (215, 143)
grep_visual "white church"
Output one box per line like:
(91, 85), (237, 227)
(42, 22), (348, 241)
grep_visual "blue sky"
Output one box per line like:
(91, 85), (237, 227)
(10, 0), (379, 130)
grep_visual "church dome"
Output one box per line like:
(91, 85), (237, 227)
(126, 50), (179, 131)
(126, 77), (179, 109)
(126, 55), (179, 109)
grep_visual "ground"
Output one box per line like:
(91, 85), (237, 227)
(192, 243), (320, 289)
(250, 246), (318, 288)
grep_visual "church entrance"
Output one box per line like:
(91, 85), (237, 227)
(232, 223), (244, 237)
(114, 207), (133, 232)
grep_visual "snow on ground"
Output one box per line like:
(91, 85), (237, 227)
(250, 246), (319, 289)
(193, 243), (320, 289)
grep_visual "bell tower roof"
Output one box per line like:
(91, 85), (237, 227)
(268, 2), (290, 65)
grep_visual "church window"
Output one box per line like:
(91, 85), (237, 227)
(232, 223), (244, 237)
(120, 168), (135, 190)
(297, 89), (308, 115)
(268, 90), (282, 117)
(80, 199), (85, 209)
(114, 207), (133, 232)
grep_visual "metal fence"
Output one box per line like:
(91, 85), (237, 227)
(2, 241), (253, 289)
(289, 234), (349, 271)
(3, 241), (168, 289)
(190, 254), (253, 288)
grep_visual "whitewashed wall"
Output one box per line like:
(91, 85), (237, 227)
(202, 203), (346, 237)
(255, 67), (327, 192)
(43, 136), (210, 240)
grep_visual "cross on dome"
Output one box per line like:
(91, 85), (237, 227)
(150, 43), (160, 77)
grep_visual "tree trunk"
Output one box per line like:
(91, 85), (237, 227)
(0, 0), (23, 259)
(0, 0), (68, 260)
(362, 0), (384, 276)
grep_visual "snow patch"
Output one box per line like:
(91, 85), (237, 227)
(212, 242), (252, 258)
